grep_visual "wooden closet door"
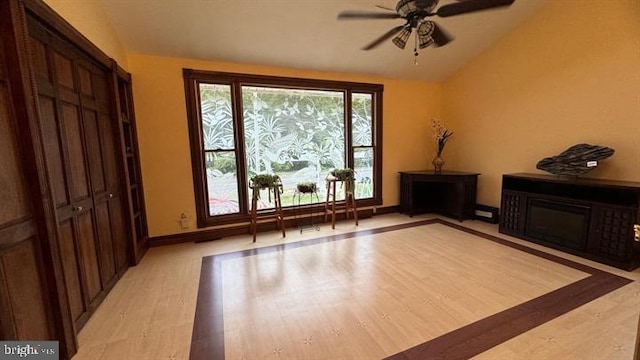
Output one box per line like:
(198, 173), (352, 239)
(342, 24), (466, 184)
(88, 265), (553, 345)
(29, 20), (104, 329)
(78, 59), (129, 287)
(95, 78), (130, 275)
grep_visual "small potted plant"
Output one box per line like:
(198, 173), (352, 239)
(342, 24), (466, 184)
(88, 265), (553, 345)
(329, 168), (355, 191)
(296, 182), (317, 194)
(329, 168), (354, 181)
(250, 173), (282, 200)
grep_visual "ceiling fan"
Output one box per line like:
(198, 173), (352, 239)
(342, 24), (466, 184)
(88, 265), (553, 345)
(338, 0), (516, 58)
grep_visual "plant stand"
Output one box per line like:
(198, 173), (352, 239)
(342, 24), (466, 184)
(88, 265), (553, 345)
(250, 182), (286, 242)
(294, 185), (320, 233)
(324, 175), (358, 229)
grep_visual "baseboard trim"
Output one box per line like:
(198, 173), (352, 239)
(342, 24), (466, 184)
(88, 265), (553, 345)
(149, 205), (400, 247)
(375, 205), (399, 215)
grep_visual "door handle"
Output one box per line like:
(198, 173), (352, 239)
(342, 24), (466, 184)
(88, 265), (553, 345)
(108, 193), (114, 199)
(74, 206), (83, 213)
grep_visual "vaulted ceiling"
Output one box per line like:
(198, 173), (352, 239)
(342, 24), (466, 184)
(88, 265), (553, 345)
(98, 0), (547, 82)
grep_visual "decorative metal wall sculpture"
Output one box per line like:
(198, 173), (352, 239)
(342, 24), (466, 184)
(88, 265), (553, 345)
(536, 143), (614, 176)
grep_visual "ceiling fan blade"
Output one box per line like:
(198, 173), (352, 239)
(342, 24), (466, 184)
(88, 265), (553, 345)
(338, 10), (402, 20)
(436, 0), (515, 18)
(374, 4), (396, 11)
(362, 25), (407, 50)
(431, 23), (453, 47)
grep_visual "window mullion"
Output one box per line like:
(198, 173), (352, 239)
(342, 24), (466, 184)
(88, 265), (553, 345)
(232, 82), (249, 215)
(345, 89), (354, 170)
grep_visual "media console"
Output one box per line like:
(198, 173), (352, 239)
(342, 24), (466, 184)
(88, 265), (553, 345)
(500, 173), (640, 270)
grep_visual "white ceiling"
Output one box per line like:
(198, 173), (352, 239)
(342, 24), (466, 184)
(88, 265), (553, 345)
(98, 0), (547, 82)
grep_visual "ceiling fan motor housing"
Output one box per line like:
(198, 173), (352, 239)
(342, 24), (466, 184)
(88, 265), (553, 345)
(396, 0), (439, 17)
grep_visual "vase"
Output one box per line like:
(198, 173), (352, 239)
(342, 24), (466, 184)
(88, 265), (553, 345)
(432, 155), (445, 173)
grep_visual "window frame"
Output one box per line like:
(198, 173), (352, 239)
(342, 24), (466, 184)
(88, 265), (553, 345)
(183, 69), (383, 228)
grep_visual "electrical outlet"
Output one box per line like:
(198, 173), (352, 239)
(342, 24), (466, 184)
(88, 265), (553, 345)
(180, 213), (190, 229)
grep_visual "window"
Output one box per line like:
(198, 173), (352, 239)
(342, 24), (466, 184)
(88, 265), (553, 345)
(184, 70), (383, 227)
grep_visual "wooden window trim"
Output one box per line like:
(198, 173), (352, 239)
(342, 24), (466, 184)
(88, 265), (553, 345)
(183, 69), (383, 228)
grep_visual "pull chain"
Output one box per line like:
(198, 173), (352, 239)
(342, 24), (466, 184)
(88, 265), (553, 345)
(413, 32), (419, 66)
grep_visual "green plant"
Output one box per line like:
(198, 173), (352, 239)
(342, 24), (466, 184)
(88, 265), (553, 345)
(296, 182), (317, 193)
(250, 173), (281, 188)
(250, 173), (282, 201)
(330, 168), (354, 181)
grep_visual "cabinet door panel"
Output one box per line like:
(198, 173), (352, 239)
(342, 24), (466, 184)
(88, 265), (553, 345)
(58, 220), (84, 321)
(76, 212), (102, 302)
(589, 206), (635, 260)
(0, 85), (29, 224)
(0, 34), (55, 343)
(1, 239), (50, 339)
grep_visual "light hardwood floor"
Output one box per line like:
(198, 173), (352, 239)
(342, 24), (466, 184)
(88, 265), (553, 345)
(71, 214), (640, 360)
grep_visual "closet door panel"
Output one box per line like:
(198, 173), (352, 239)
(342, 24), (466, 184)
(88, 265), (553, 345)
(29, 36), (49, 80)
(81, 62), (121, 286)
(95, 201), (115, 284)
(109, 196), (128, 272)
(99, 113), (118, 191)
(77, 66), (93, 97)
(98, 107), (129, 272)
(57, 221), (84, 322)
(84, 107), (116, 285)
(52, 51), (74, 90)
(38, 95), (68, 207)
(76, 212), (101, 302)
(83, 110), (105, 193)
(60, 103), (89, 200)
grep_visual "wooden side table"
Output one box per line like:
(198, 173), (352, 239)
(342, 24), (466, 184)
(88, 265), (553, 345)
(324, 175), (358, 229)
(399, 170), (479, 221)
(250, 183), (286, 242)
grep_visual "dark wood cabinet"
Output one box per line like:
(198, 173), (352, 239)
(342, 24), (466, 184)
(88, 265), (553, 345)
(500, 173), (640, 270)
(0, 22), (55, 344)
(399, 170), (479, 221)
(0, 0), (148, 358)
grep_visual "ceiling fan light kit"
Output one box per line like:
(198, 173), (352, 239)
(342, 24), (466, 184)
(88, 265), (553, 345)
(338, 0), (516, 63)
(392, 28), (412, 49)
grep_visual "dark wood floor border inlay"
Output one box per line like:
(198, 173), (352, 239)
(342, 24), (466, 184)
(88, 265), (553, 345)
(190, 219), (634, 360)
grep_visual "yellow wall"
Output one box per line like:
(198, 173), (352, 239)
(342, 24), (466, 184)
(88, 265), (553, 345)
(44, 0), (640, 237)
(43, 0), (128, 67)
(128, 54), (441, 236)
(442, 0), (640, 208)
